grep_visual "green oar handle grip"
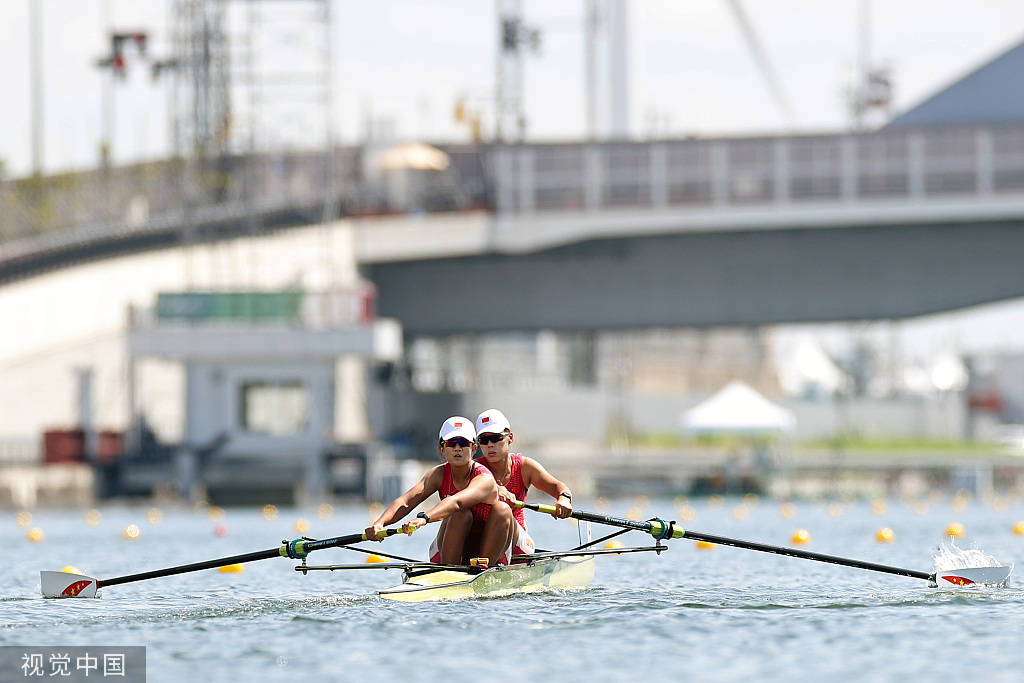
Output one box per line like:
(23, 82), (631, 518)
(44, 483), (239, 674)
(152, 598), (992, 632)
(283, 528), (402, 558)
(649, 520), (686, 540)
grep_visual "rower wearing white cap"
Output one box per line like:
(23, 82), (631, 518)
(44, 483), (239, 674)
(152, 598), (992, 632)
(364, 416), (518, 567)
(474, 409), (574, 559)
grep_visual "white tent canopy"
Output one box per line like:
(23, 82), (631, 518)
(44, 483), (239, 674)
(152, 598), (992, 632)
(776, 333), (845, 396)
(681, 380), (796, 435)
(373, 142), (450, 171)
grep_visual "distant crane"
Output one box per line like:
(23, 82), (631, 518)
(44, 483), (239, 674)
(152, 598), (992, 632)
(723, 0), (797, 130)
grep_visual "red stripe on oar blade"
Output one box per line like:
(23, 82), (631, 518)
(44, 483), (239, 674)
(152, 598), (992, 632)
(61, 580), (94, 597)
(941, 575), (975, 586)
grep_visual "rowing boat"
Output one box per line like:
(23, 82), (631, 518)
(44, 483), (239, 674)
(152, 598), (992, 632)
(39, 501), (1014, 601)
(377, 554), (595, 602)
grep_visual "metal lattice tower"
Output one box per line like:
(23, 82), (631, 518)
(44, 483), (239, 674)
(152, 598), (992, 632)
(495, 0), (540, 143)
(169, 0), (333, 157)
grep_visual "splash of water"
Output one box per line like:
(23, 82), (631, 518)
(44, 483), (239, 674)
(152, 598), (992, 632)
(932, 539), (1002, 572)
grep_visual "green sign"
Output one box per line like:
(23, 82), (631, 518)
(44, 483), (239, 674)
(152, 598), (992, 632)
(156, 291), (304, 322)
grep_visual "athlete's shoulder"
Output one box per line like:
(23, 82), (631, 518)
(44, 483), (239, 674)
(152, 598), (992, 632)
(471, 461), (496, 479)
(518, 454), (541, 470)
(425, 462), (448, 480)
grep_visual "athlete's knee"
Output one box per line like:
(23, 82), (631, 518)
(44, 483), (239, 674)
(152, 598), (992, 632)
(449, 508), (473, 528)
(490, 501), (512, 521)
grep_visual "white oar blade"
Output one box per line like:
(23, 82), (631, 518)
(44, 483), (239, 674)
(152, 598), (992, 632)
(933, 565), (1013, 588)
(40, 571), (99, 599)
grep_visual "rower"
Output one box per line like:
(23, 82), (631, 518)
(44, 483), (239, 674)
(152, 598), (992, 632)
(473, 409), (574, 561)
(363, 416), (518, 567)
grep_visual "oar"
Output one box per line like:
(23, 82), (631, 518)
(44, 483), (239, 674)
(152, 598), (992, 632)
(517, 502), (1013, 587)
(40, 528), (402, 598)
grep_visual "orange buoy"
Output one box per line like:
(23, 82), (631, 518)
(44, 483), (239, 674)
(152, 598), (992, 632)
(218, 564), (244, 573)
(122, 524), (141, 540)
(1013, 521), (1024, 536)
(790, 528), (811, 545)
(365, 554), (387, 563)
(695, 540), (715, 550)
(875, 527), (894, 543)
(945, 522), (965, 538)
(677, 505), (696, 522)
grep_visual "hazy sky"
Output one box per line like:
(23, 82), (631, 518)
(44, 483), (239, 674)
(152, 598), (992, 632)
(2, 1), (1024, 175)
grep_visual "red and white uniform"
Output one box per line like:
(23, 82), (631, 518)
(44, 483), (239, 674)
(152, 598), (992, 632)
(473, 454), (535, 559)
(428, 461), (495, 563)
(438, 460), (493, 523)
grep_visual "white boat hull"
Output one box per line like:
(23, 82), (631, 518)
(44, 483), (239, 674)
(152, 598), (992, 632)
(378, 555), (595, 602)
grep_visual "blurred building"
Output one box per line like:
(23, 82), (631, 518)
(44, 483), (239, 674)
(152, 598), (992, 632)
(886, 38), (1024, 128)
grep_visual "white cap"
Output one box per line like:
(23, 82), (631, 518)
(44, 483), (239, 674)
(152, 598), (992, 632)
(475, 409), (511, 435)
(439, 416), (476, 442)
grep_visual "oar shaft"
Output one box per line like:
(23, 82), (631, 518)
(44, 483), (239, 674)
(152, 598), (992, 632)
(97, 529), (398, 589)
(520, 501), (933, 582)
(516, 502), (659, 534)
(98, 547), (282, 588)
(679, 529), (932, 581)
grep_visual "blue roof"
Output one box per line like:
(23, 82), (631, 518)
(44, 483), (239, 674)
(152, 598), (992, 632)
(887, 35), (1024, 128)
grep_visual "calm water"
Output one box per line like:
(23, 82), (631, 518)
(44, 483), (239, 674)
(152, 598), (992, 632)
(3, 497), (1023, 683)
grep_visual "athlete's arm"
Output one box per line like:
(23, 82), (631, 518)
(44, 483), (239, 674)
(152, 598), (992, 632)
(365, 466), (442, 540)
(496, 484), (517, 505)
(403, 470), (499, 533)
(521, 457), (573, 518)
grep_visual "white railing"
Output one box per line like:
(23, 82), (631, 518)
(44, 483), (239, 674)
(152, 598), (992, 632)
(494, 125), (1024, 214)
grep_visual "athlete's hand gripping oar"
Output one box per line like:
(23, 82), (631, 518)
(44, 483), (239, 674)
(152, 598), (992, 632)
(40, 528), (404, 598)
(517, 502), (1012, 587)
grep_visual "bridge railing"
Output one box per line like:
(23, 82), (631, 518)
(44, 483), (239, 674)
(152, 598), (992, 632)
(5, 125), (1024, 275)
(0, 145), (487, 270)
(494, 125), (1024, 214)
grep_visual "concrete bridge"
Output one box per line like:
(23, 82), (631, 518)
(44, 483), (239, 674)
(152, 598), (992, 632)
(359, 126), (1024, 334)
(4, 124), (1024, 334)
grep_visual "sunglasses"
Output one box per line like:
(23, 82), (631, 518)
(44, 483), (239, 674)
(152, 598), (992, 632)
(443, 437), (473, 448)
(478, 433), (506, 445)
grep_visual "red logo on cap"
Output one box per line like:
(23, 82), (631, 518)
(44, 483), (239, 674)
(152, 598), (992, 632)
(453, 422), (463, 427)
(61, 580), (93, 597)
(482, 417), (490, 423)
